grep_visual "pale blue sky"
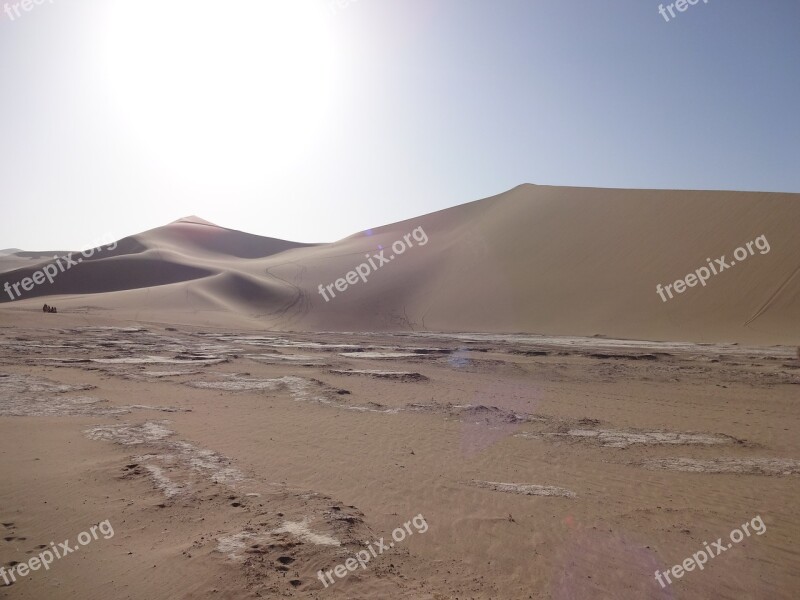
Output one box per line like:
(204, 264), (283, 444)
(1, 0), (798, 249)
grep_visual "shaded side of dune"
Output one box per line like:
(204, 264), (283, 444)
(0, 255), (215, 301)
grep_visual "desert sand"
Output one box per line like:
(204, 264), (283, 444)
(1, 185), (798, 599)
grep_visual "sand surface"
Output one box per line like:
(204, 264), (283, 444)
(1, 315), (798, 598)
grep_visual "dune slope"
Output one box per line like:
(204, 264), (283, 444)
(1, 186), (798, 344)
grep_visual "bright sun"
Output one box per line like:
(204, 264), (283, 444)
(100, 0), (339, 189)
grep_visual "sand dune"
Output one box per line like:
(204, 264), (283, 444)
(1, 186), (798, 343)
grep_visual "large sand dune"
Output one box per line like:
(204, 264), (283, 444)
(1, 186), (798, 343)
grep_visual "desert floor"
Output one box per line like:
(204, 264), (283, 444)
(1, 314), (798, 599)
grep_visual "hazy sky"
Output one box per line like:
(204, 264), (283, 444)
(1, 0), (798, 249)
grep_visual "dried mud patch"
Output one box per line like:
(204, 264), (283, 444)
(244, 353), (327, 366)
(448, 404), (533, 424)
(466, 480), (576, 498)
(0, 373), (185, 417)
(185, 374), (399, 414)
(0, 372), (95, 395)
(84, 418), (396, 595)
(639, 457), (800, 476)
(516, 421), (744, 449)
(86, 420), (245, 497)
(329, 369), (429, 382)
(339, 351), (421, 359)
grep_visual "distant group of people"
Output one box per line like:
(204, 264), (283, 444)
(42, 303), (57, 314)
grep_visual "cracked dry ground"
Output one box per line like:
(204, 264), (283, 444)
(0, 322), (798, 599)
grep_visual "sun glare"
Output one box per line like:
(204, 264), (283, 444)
(100, 0), (339, 189)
